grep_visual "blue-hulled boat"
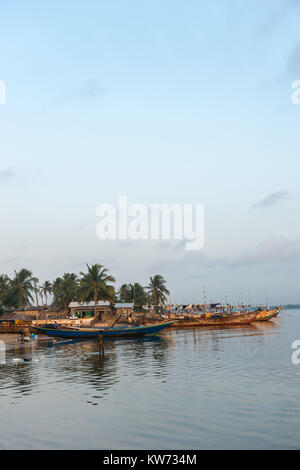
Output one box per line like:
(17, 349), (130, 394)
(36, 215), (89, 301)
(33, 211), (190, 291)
(33, 322), (173, 339)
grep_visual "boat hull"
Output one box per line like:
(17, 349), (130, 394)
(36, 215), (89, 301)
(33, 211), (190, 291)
(0, 320), (33, 334)
(33, 322), (173, 339)
(170, 311), (257, 327)
(254, 308), (280, 321)
(271, 306), (283, 318)
(0, 326), (24, 333)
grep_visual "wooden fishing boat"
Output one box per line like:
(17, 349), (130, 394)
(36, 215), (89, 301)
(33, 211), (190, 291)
(32, 321), (173, 339)
(0, 320), (32, 334)
(170, 311), (257, 327)
(254, 307), (281, 321)
(0, 325), (23, 333)
(272, 305), (283, 318)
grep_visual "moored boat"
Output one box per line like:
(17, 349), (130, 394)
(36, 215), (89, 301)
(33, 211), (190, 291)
(33, 321), (173, 339)
(254, 306), (281, 321)
(169, 310), (257, 327)
(0, 320), (32, 334)
(272, 305), (283, 318)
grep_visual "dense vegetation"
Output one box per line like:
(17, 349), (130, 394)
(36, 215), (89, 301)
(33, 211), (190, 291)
(0, 265), (169, 312)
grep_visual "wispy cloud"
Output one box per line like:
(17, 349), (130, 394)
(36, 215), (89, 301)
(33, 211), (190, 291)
(0, 168), (14, 182)
(259, 0), (299, 37)
(287, 40), (300, 76)
(255, 1), (300, 84)
(251, 190), (288, 209)
(230, 237), (300, 267)
(43, 78), (107, 110)
(148, 236), (300, 279)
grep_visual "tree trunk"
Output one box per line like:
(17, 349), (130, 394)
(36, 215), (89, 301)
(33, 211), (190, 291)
(34, 281), (39, 318)
(94, 290), (98, 321)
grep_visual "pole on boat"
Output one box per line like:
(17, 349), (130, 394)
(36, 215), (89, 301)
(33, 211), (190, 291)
(202, 286), (207, 314)
(131, 299), (136, 324)
(94, 299), (99, 322)
(265, 288), (269, 308)
(248, 290), (252, 311)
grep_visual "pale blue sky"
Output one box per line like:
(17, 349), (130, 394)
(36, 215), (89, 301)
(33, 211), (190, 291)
(0, 0), (300, 303)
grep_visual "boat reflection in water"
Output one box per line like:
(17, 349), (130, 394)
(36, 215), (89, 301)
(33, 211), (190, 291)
(0, 311), (291, 450)
(0, 333), (171, 402)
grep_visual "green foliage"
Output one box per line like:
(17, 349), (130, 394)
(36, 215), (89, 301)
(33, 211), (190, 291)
(117, 283), (149, 305)
(3, 269), (36, 308)
(0, 265), (169, 312)
(0, 275), (11, 306)
(146, 274), (169, 305)
(40, 281), (53, 306)
(78, 264), (116, 304)
(52, 273), (79, 310)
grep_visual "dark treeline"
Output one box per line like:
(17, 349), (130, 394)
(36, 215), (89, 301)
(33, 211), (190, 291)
(283, 304), (300, 310)
(0, 264), (169, 312)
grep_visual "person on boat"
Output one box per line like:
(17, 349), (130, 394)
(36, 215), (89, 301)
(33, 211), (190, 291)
(20, 327), (30, 340)
(127, 310), (138, 326)
(128, 311), (133, 324)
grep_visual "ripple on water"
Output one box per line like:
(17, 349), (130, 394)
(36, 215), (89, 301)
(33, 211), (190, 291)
(0, 310), (300, 449)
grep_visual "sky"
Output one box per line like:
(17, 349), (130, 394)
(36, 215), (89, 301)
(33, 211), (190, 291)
(0, 0), (300, 304)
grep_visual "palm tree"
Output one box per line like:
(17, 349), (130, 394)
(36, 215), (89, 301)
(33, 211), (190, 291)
(9, 269), (35, 307)
(40, 281), (52, 307)
(52, 274), (79, 310)
(52, 277), (64, 309)
(146, 275), (169, 306)
(0, 275), (10, 301)
(33, 277), (40, 309)
(0, 274), (10, 310)
(118, 283), (148, 305)
(118, 284), (131, 303)
(79, 264), (115, 316)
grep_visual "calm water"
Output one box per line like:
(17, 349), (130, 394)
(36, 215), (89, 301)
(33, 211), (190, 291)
(0, 310), (300, 449)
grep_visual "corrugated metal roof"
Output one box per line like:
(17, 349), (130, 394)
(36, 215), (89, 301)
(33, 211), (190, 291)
(69, 301), (110, 308)
(114, 303), (134, 308)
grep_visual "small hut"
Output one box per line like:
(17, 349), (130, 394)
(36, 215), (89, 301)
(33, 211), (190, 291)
(68, 301), (111, 320)
(113, 303), (134, 316)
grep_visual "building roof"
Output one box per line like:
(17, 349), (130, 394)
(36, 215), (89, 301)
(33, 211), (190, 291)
(114, 303), (134, 309)
(69, 301), (110, 308)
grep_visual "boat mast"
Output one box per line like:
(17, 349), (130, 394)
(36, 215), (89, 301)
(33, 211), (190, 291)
(202, 286), (207, 313)
(265, 288), (269, 308)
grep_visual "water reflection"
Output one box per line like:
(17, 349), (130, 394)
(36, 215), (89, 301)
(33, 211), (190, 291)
(0, 313), (296, 449)
(0, 341), (5, 365)
(0, 335), (173, 400)
(0, 359), (37, 398)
